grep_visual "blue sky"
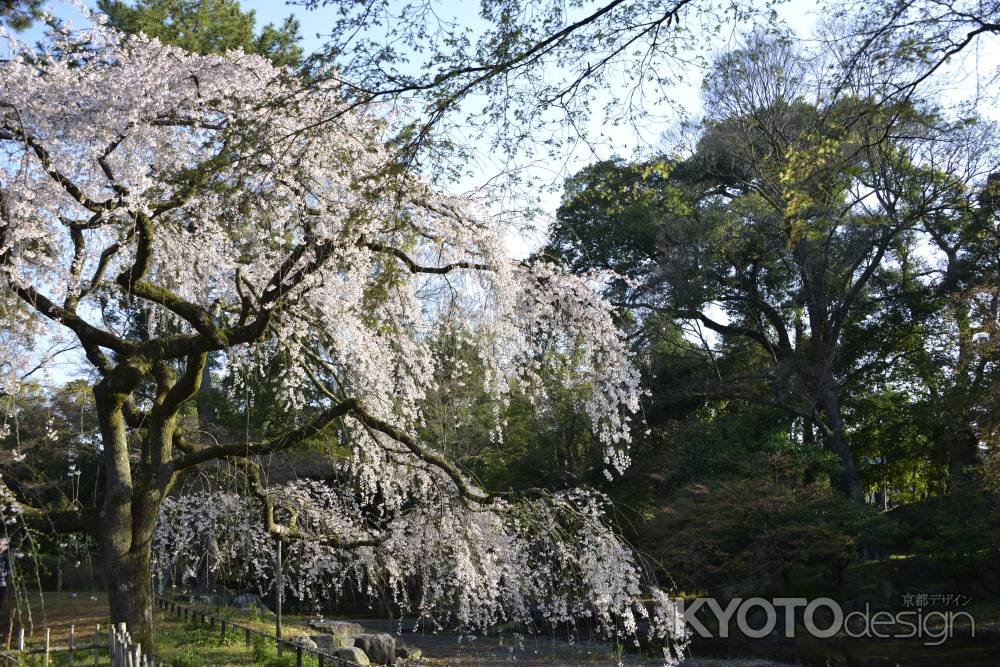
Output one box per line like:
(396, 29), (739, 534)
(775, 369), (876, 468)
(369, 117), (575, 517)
(7, 0), (997, 383)
(10, 1), (997, 254)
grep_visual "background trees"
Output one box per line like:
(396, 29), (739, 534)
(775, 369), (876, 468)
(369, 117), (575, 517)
(545, 34), (998, 502)
(98, 0), (303, 68)
(535, 28), (1000, 603)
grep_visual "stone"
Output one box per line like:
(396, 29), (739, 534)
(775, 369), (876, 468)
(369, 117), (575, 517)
(397, 646), (421, 661)
(308, 620), (364, 638)
(334, 646), (371, 665)
(290, 635), (318, 650)
(311, 633), (354, 650)
(352, 633), (396, 665)
(230, 592), (262, 608)
(229, 592), (273, 616)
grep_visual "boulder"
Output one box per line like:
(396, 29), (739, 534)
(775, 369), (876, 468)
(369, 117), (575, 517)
(290, 635), (318, 650)
(311, 633), (354, 650)
(334, 646), (371, 665)
(229, 592), (273, 616)
(196, 593), (223, 606)
(308, 620), (364, 638)
(397, 646), (421, 661)
(352, 633), (396, 665)
(230, 592), (262, 608)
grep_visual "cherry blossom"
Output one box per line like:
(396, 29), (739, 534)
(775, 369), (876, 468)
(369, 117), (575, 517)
(0, 11), (682, 660)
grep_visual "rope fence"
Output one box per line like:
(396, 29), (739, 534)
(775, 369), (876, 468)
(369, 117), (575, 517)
(153, 597), (361, 667)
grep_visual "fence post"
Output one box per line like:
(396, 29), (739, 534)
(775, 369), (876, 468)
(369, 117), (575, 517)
(275, 537), (283, 656)
(44, 626), (50, 666)
(17, 627), (23, 651)
(319, 652), (325, 667)
(295, 644), (302, 667)
(69, 624), (75, 667)
(95, 623), (101, 667)
(245, 627), (251, 652)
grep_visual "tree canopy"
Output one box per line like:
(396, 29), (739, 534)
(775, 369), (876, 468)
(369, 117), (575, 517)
(97, 0), (303, 67)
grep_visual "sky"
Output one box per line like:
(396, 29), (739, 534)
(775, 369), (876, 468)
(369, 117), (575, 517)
(11, 0), (834, 257)
(6, 0), (999, 384)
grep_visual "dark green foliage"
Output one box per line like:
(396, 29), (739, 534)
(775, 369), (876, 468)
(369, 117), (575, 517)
(98, 0), (303, 68)
(418, 326), (605, 492)
(0, 0), (41, 30)
(0, 380), (102, 510)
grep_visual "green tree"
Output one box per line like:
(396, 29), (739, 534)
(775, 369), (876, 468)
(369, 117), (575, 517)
(98, 0), (303, 68)
(545, 36), (993, 500)
(0, 0), (41, 30)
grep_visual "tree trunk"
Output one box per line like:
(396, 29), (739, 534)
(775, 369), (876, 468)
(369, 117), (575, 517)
(101, 532), (154, 650)
(196, 355), (215, 442)
(948, 424), (980, 482)
(819, 389), (864, 502)
(93, 375), (163, 652)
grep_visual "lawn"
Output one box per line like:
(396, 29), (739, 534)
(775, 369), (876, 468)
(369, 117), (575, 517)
(2, 592), (321, 667)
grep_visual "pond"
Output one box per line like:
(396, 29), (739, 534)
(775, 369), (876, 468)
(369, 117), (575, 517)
(350, 618), (1000, 666)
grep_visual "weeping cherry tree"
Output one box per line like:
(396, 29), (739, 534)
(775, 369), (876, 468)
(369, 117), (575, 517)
(0, 13), (686, 660)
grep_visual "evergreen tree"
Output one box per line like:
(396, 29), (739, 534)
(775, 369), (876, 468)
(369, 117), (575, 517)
(98, 0), (303, 68)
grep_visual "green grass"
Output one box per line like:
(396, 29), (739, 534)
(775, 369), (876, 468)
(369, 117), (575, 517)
(152, 612), (327, 667)
(4, 595), (331, 667)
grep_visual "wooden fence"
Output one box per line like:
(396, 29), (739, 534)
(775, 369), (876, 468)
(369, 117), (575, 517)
(153, 597), (361, 666)
(1, 623), (112, 666)
(109, 623), (167, 667)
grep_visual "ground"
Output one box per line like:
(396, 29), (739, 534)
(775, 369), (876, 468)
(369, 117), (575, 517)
(1, 592), (659, 666)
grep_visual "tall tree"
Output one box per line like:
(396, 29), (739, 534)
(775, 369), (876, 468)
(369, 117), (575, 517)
(545, 36), (992, 500)
(97, 0), (306, 441)
(98, 0), (303, 68)
(0, 21), (685, 654)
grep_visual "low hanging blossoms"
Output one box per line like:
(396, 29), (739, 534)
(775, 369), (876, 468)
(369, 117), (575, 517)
(155, 476), (689, 663)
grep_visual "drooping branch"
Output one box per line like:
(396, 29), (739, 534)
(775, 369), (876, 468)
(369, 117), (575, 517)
(0, 122), (121, 214)
(363, 239), (491, 274)
(172, 397), (359, 471)
(236, 456), (392, 548)
(349, 404), (496, 505)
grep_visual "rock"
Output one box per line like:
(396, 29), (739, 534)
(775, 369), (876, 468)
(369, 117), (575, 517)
(311, 633), (354, 650)
(308, 620), (364, 638)
(290, 635), (318, 650)
(397, 646), (421, 661)
(334, 646), (371, 665)
(230, 592), (262, 608)
(229, 592), (273, 616)
(352, 633), (396, 665)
